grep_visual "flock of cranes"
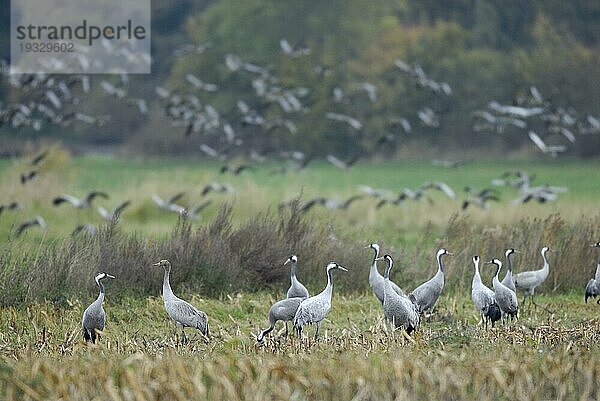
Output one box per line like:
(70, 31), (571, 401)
(2, 145), (571, 240)
(3, 35), (600, 174)
(81, 242), (600, 344)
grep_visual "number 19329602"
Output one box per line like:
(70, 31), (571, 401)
(19, 42), (75, 53)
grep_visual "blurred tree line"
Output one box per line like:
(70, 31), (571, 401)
(1, 0), (599, 157)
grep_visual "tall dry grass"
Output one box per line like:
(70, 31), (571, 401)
(1, 345), (599, 400)
(0, 201), (598, 306)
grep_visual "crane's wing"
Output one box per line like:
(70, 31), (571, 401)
(528, 131), (547, 151)
(53, 194), (80, 206)
(167, 192), (185, 205)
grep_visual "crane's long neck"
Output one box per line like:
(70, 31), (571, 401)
(540, 250), (549, 274)
(290, 261), (298, 283)
(507, 253), (513, 273)
(323, 268), (334, 300)
(492, 265), (501, 287)
(383, 262), (392, 295)
(472, 262), (482, 285)
(163, 268), (174, 299)
(96, 280), (105, 304)
(437, 253), (445, 275)
(370, 248), (380, 281)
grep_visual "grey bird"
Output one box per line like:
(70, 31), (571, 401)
(584, 242), (600, 303)
(377, 254), (419, 334)
(471, 256), (500, 329)
(82, 272), (115, 343)
(284, 255), (309, 299)
(410, 248), (452, 313)
(486, 259), (518, 322)
(97, 200), (131, 221)
(53, 191), (108, 209)
(500, 248), (518, 293)
(293, 262), (347, 339)
(152, 193), (186, 214)
(256, 297), (304, 342)
(154, 259), (209, 343)
(15, 215), (47, 237)
(366, 243), (405, 303)
(513, 246), (552, 309)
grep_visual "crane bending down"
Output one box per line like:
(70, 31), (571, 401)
(366, 243), (405, 303)
(82, 272), (115, 343)
(585, 242), (600, 303)
(470, 256), (501, 329)
(293, 262), (347, 339)
(410, 248), (452, 313)
(256, 297), (304, 341)
(486, 258), (518, 323)
(377, 254), (419, 334)
(513, 246), (552, 310)
(500, 249), (518, 292)
(154, 259), (209, 343)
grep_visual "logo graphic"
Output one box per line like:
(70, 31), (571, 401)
(11, 0), (151, 74)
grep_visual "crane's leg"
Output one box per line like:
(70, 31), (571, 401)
(314, 321), (321, 340)
(284, 321), (289, 337)
(83, 328), (91, 343)
(177, 323), (187, 344)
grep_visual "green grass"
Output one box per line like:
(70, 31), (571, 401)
(1, 152), (599, 246)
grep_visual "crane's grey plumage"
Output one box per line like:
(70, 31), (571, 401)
(471, 256), (500, 329)
(152, 193), (186, 214)
(513, 246), (552, 308)
(53, 191), (108, 209)
(97, 200), (131, 221)
(284, 255), (309, 299)
(378, 255), (419, 334)
(293, 262), (347, 339)
(501, 248), (518, 292)
(486, 259), (518, 321)
(366, 243), (405, 303)
(410, 248), (452, 313)
(154, 259), (209, 342)
(585, 242), (600, 303)
(82, 272), (115, 343)
(256, 297), (304, 341)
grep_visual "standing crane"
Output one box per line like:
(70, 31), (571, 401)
(154, 259), (209, 343)
(293, 262), (347, 339)
(486, 259), (518, 322)
(513, 246), (552, 310)
(471, 256), (501, 329)
(377, 254), (419, 334)
(585, 242), (600, 303)
(410, 248), (452, 313)
(284, 255), (310, 299)
(82, 272), (115, 343)
(366, 243), (405, 303)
